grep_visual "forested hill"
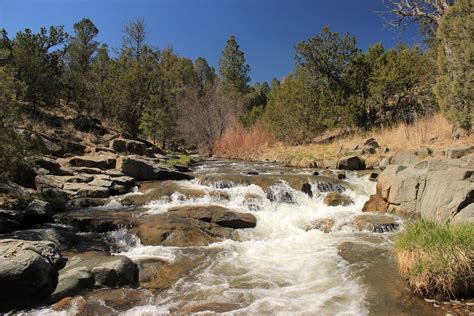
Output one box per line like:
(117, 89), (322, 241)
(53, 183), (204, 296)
(0, 0), (472, 183)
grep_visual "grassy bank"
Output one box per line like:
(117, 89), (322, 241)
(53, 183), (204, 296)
(213, 114), (474, 167)
(395, 220), (474, 299)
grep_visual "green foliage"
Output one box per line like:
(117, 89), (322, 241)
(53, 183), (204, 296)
(434, 0), (473, 132)
(167, 154), (192, 167)
(395, 220), (474, 299)
(218, 35), (250, 94)
(64, 18), (99, 112)
(264, 26), (436, 142)
(12, 26), (67, 109)
(91, 43), (113, 118)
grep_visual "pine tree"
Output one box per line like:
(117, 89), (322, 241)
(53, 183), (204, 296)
(218, 35), (250, 94)
(434, 0), (473, 135)
(65, 18), (99, 112)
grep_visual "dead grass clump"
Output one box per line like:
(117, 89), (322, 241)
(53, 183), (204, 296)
(213, 124), (275, 160)
(395, 220), (474, 300)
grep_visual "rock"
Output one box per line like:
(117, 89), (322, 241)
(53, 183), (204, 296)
(35, 174), (64, 191)
(60, 140), (87, 155)
(66, 198), (109, 210)
(36, 134), (64, 156)
(377, 160), (474, 223)
(362, 194), (388, 213)
(63, 183), (110, 198)
(451, 203), (474, 225)
(266, 184), (295, 203)
(51, 252), (138, 302)
(70, 166), (104, 174)
(0, 209), (24, 233)
(72, 115), (106, 135)
(334, 171), (346, 179)
(316, 180), (346, 193)
(310, 218), (335, 233)
(379, 157), (390, 170)
(24, 199), (53, 225)
(323, 160), (337, 169)
(301, 182), (313, 197)
(0, 239), (62, 311)
(121, 181), (205, 206)
(447, 145), (474, 159)
(352, 214), (399, 233)
(337, 155), (366, 170)
(369, 172), (379, 182)
(390, 148), (432, 166)
(116, 155), (194, 181)
(140, 257), (198, 290)
(35, 156), (73, 176)
(137, 206), (254, 247)
(2, 228), (79, 252)
(55, 209), (141, 233)
(110, 138), (147, 155)
(68, 156), (116, 170)
(324, 192), (353, 206)
(354, 138), (380, 155)
(51, 296), (87, 314)
(169, 205), (257, 229)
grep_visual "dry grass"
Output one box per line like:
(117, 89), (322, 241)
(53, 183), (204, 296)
(395, 220), (474, 299)
(213, 123), (275, 160)
(252, 113), (474, 167)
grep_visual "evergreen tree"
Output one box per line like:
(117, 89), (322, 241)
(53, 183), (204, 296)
(434, 0), (473, 135)
(91, 43), (112, 118)
(194, 57), (215, 95)
(12, 26), (67, 109)
(218, 35), (250, 94)
(65, 18), (99, 112)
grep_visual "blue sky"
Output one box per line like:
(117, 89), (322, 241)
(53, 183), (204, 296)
(0, 0), (421, 83)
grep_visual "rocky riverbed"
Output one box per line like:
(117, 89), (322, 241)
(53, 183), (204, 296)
(0, 116), (473, 315)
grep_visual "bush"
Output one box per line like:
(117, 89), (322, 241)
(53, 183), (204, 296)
(15, 190), (69, 212)
(395, 220), (474, 299)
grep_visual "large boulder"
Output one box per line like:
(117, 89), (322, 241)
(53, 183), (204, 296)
(376, 157), (474, 224)
(1, 228), (79, 251)
(110, 138), (147, 156)
(0, 239), (62, 312)
(137, 205), (256, 247)
(24, 199), (53, 225)
(169, 205), (257, 229)
(337, 155), (366, 170)
(51, 252), (138, 302)
(116, 155), (193, 181)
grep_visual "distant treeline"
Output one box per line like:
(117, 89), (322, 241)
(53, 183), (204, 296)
(0, 0), (471, 158)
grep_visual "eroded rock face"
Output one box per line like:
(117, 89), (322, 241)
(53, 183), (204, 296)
(110, 138), (147, 156)
(0, 239), (62, 312)
(68, 156), (116, 170)
(376, 156), (474, 224)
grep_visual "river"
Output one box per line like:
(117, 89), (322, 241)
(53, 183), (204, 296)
(22, 159), (458, 315)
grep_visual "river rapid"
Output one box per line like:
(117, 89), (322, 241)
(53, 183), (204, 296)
(22, 159), (452, 315)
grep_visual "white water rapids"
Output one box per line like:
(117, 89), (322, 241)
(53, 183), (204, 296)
(24, 160), (409, 316)
(116, 164), (387, 315)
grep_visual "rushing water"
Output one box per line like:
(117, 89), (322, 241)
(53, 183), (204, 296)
(22, 160), (466, 315)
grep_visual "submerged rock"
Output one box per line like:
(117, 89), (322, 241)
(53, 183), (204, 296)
(323, 192), (353, 207)
(352, 214), (399, 233)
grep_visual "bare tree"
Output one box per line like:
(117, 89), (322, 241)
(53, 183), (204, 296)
(384, 0), (455, 31)
(178, 82), (243, 155)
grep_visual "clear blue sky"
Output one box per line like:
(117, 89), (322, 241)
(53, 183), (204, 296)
(0, 0), (421, 83)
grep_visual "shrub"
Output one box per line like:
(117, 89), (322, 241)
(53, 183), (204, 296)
(395, 220), (474, 299)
